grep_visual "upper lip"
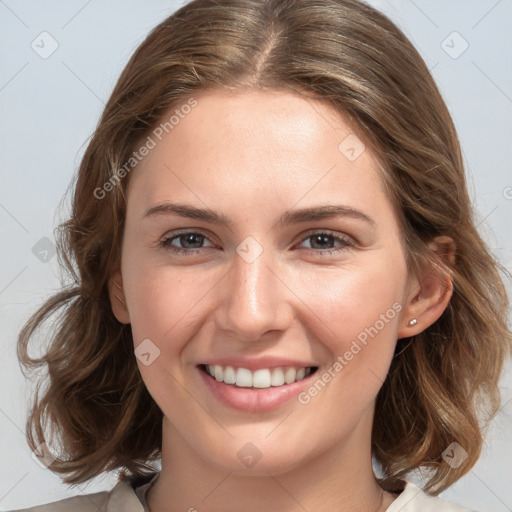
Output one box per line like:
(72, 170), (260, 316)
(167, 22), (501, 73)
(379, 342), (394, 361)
(199, 356), (318, 371)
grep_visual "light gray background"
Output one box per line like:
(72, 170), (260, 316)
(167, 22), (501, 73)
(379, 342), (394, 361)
(1, 0), (511, 510)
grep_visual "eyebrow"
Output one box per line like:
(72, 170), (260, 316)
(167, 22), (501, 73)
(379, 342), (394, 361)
(142, 202), (376, 228)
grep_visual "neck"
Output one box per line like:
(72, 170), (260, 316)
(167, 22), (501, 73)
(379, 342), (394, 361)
(146, 411), (396, 512)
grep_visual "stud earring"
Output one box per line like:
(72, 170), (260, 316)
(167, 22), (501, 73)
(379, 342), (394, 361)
(407, 318), (417, 326)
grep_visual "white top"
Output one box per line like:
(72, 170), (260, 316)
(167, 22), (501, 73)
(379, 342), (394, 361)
(386, 481), (478, 511)
(9, 473), (480, 511)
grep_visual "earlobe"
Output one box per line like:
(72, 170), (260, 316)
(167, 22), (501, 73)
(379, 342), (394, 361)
(397, 236), (456, 339)
(107, 270), (131, 324)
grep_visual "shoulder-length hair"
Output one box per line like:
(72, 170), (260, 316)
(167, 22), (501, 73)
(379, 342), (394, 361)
(18, 0), (511, 494)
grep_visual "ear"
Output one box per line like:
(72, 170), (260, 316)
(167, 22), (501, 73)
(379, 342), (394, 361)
(107, 269), (131, 324)
(397, 236), (456, 339)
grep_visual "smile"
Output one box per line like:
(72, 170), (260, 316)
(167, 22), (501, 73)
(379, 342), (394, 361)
(202, 364), (316, 388)
(198, 363), (319, 412)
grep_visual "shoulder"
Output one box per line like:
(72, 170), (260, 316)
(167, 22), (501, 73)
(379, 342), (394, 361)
(7, 479), (144, 512)
(386, 481), (480, 512)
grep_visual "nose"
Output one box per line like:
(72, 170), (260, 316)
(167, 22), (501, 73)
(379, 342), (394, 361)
(214, 244), (294, 342)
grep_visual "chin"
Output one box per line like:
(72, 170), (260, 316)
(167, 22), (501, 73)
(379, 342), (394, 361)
(196, 435), (312, 477)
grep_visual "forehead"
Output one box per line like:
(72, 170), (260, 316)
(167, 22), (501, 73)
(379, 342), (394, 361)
(126, 88), (392, 222)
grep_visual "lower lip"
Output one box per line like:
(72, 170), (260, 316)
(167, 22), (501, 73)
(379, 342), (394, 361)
(197, 366), (315, 412)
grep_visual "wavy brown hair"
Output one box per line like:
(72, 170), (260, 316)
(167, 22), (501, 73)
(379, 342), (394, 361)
(18, 0), (511, 494)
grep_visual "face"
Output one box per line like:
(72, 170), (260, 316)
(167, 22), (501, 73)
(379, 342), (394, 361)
(112, 88), (413, 475)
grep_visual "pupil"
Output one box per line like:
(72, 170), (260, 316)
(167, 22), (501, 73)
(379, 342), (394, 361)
(182, 234), (203, 248)
(312, 234), (333, 249)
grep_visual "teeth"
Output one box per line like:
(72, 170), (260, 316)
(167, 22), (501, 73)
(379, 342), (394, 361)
(252, 369), (271, 388)
(270, 368), (285, 386)
(284, 367), (296, 384)
(235, 367), (252, 387)
(204, 365), (313, 388)
(223, 366), (236, 384)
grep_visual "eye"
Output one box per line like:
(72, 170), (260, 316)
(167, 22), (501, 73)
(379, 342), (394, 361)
(297, 231), (354, 255)
(160, 231), (215, 255)
(159, 229), (354, 257)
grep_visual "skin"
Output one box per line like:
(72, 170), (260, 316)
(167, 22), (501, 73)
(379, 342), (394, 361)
(109, 88), (455, 512)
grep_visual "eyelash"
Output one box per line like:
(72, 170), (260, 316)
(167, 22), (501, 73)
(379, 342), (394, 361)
(159, 230), (355, 257)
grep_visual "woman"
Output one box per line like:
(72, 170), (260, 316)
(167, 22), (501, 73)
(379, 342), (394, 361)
(14, 0), (511, 510)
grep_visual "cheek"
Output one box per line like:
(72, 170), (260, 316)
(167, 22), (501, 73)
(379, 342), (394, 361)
(296, 257), (405, 351)
(125, 264), (209, 402)
(293, 260), (405, 431)
(123, 248), (214, 346)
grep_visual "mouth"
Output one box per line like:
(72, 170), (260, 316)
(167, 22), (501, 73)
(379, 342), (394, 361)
(199, 364), (318, 388)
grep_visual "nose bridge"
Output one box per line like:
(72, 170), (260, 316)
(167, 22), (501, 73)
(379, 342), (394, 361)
(215, 243), (291, 339)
